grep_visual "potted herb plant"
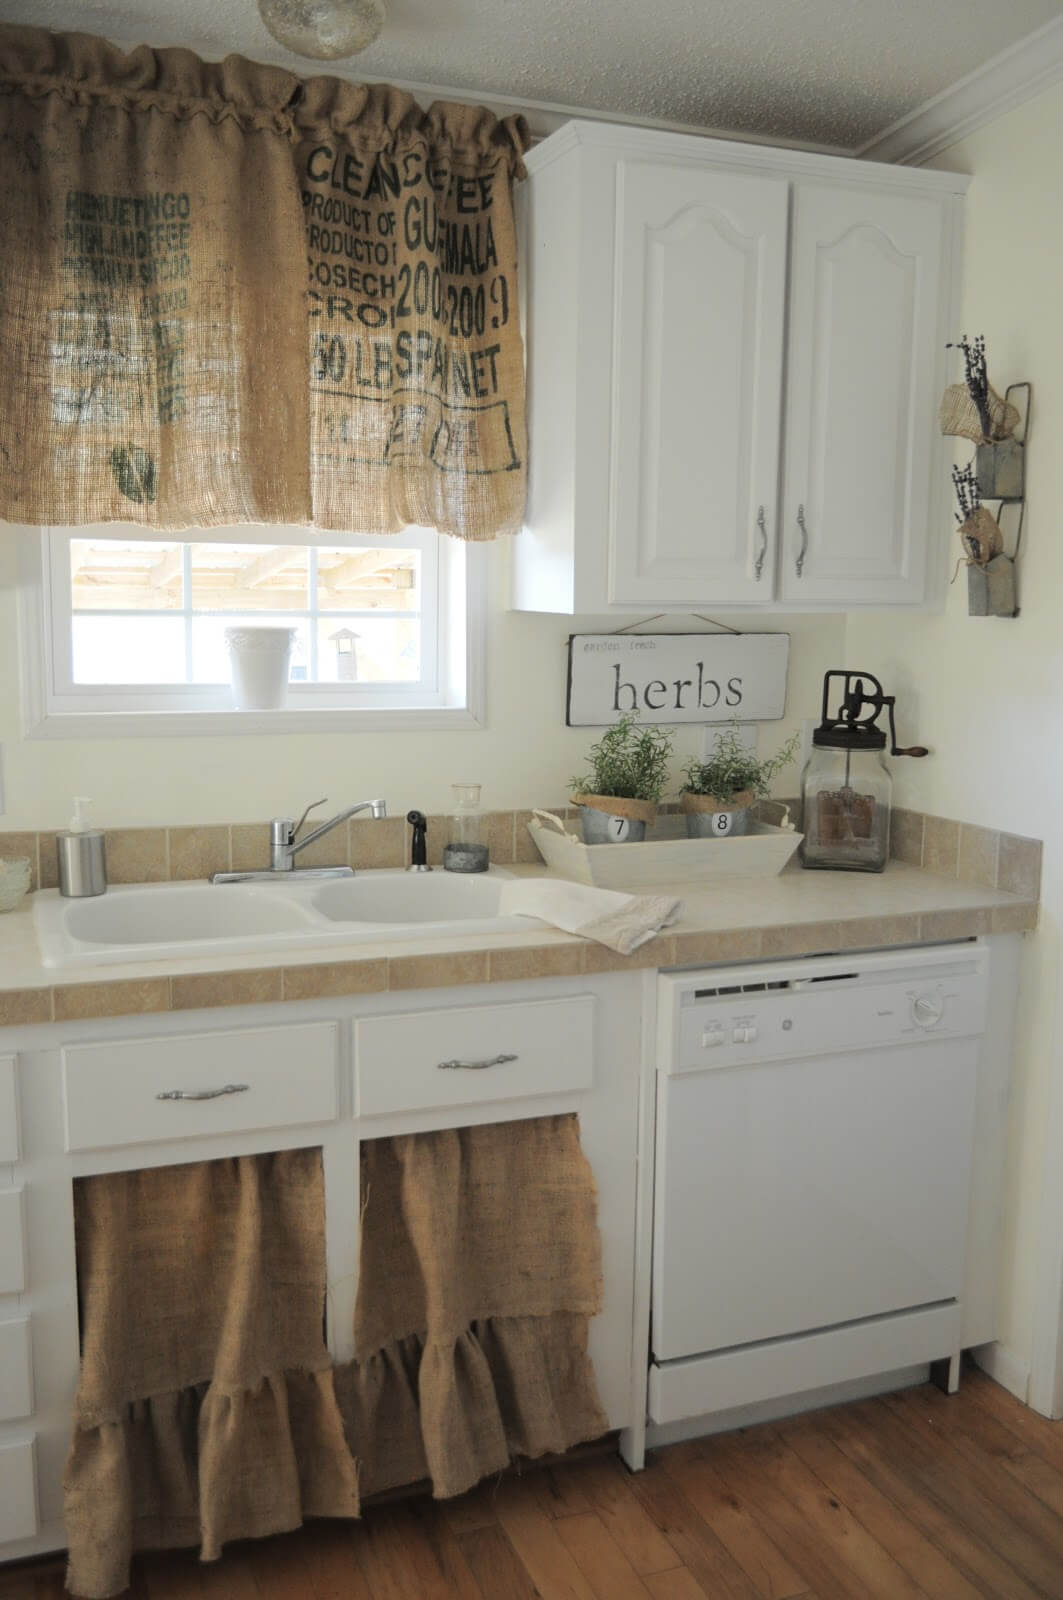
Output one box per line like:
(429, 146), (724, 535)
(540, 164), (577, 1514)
(681, 723), (800, 839)
(570, 713), (674, 844)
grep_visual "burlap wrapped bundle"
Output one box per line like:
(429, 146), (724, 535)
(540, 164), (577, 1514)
(939, 381), (1019, 445)
(339, 1114), (607, 1498)
(958, 504), (1004, 568)
(0, 24), (527, 539)
(64, 1151), (358, 1599)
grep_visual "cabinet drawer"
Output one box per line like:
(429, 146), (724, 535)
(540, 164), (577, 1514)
(62, 1022), (340, 1152)
(0, 1188), (26, 1295)
(0, 1436), (38, 1543)
(355, 995), (594, 1118)
(0, 1056), (18, 1163)
(0, 1317), (32, 1421)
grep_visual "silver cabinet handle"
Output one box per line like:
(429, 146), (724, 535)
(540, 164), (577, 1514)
(438, 1053), (518, 1072)
(754, 505), (767, 581)
(795, 505), (809, 577)
(156, 1083), (250, 1101)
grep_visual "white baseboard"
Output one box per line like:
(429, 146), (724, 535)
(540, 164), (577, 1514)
(970, 1340), (1030, 1403)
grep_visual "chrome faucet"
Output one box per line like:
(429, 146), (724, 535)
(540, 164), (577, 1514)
(211, 797), (387, 883)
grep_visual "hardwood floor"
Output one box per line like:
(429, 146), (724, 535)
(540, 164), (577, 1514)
(4, 1368), (1063, 1599)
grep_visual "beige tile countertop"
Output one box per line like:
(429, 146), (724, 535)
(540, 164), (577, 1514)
(0, 859), (1037, 1028)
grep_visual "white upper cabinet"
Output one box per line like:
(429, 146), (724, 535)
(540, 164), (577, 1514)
(610, 164), (788, 607)
(779, 184), (946, 606)
(511, 123), (963, 615)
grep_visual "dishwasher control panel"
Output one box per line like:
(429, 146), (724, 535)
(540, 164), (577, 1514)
(666, 948), (989, 1074)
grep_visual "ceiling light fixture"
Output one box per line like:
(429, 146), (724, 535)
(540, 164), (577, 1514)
(258, 0), (386, 59)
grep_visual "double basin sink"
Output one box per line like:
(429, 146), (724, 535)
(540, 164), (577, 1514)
(33, 869), (525, 969)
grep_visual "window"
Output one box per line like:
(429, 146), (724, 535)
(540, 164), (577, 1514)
(20, 527), (484, 735)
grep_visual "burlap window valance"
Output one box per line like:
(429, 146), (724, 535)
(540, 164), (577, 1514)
(0, 25), (528, 541)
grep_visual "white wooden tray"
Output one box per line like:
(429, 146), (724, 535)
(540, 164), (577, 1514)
(527, 814), (802, 890)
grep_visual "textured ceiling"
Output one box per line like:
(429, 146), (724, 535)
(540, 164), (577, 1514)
(5, 0), (1063, 148)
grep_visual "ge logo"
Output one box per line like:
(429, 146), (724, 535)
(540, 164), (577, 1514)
(609, 816), (632, 841)
(713, 812), (733, 835)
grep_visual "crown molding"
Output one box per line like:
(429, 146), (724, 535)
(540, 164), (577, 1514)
(101, 30), (851, 157)
(857, 13), (1063, 166)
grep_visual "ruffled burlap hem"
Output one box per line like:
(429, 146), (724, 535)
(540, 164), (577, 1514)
(64, 1368), (359, 1599)
(338, 1311), (608, 1499)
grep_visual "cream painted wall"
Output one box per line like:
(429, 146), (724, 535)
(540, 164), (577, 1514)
(5, 80), (1056, 1404)
(0, 534), (843, 829)
(857, 83), (1063, 1403)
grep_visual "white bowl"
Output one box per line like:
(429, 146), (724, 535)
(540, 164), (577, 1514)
(0, 857), (31, 913)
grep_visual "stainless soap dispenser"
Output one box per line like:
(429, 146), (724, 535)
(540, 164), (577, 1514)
(56, 796), (107, 897)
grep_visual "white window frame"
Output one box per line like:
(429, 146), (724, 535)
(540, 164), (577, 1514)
(18, 526), (486, 737)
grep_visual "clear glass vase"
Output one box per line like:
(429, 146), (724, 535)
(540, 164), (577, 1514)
(443, 784), (489, 873)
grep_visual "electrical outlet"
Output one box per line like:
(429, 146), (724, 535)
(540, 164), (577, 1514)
(702, 723), (757, 760)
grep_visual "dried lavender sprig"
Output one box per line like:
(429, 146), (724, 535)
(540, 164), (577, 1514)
(947, 334), (994, 440)
(951, 461), (980, 524)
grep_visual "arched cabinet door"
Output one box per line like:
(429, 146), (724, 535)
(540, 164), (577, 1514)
(609, 163), (788, 607)
(779, 183), (946, 606)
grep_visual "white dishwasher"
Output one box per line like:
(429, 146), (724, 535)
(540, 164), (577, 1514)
(650, 943), (989, 1426)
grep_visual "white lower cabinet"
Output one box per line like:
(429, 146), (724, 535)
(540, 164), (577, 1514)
(0, 1188), (26, 1296)
(0, 1436), (39, 1543)
(0, 971), (642, 1564)
(62, 1021), (340, 1152)
(355, 994), (595, 1118)
(0, 939), (1020, 1564)
(0, 1319), (33, 1422)
(0, 1055), (19, 1163)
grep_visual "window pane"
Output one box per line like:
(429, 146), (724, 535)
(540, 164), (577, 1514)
(316, 547), (420, 613)
(188, 543), (308, 612)
(58, 533), (435, 698)
(189, 616), (311, 686)
(72, 615), (186, 683)
(71, 539), (184, 612)
(316, 617), (420, 684)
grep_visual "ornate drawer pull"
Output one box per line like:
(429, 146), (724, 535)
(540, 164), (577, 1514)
(795, 505), (809, 577)
(437, 1053), (518, 1071)
(156, 1083), (250, 1101)
(754, 505), (768, 580)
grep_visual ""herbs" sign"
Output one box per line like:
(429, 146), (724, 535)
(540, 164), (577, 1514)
(566, 633), (789, 727)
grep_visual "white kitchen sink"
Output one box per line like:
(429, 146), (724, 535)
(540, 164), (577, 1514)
(312, 872), (507, 924)
(33, 868), (525, 969)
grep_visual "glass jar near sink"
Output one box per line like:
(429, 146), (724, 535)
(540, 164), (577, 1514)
(443, 784), (489, 873)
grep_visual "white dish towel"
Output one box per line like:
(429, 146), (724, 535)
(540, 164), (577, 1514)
(498, 878), (682, 955)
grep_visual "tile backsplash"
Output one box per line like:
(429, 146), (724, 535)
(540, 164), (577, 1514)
(0, 802), (1043, 903)
(889, 807), (1043, 899)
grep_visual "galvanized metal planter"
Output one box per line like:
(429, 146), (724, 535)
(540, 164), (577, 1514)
(579, 809), (647, 844)
(573, 792), (658, 845)
(680, 789), (754, 839)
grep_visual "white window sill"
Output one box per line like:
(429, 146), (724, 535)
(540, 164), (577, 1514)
(24, 705), (485, 739)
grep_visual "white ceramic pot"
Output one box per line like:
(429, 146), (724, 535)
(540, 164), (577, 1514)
(225, 627), (296, 711)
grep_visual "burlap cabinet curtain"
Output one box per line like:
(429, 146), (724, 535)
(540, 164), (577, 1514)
(0, 26), (527, 540)
(65, 1150), (359, 1600)
(65, 1117), (606, 1598)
